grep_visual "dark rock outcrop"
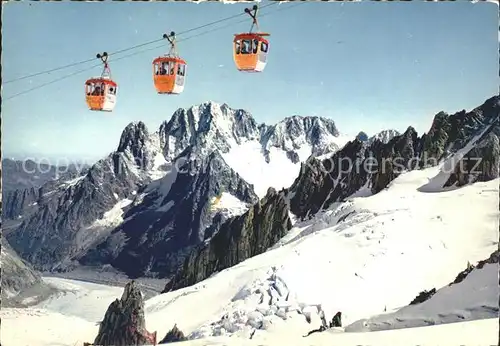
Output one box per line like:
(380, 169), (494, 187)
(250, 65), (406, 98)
(449, 250), (500, 286)
(287, 95), (499, 220)
(162, 187), (292, 292)
(159, 324), (187, 344)
(93, 280), (156, 346)
(409, 288), (437, 305)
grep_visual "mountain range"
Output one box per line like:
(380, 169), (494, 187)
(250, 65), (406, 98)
(3, 96), (498, 302)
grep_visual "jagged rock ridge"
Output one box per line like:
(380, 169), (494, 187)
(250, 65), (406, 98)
(287, 95), (499, 219)
(163, 187), (292, 292)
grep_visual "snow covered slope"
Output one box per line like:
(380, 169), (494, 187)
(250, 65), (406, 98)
(345, 253), (499, 332)
(2, 165), (498, 345)
(145, 168), (498, 340)
(1, 277), (497, 346)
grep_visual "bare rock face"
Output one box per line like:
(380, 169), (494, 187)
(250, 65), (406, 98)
(162, 187), (292, 292)
(93, 280), (156, 346)
(1, 235), (44, 302)
(159, 324), (187, 344)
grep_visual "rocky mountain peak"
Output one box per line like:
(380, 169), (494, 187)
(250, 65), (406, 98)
(159, 101), (260, 160)
(260, 115), (341, 160)
(368, 129), (401, 145)
(116, 121), (156, 171)
(356, 131), (369, 142)
(93, 280), (156, 346)
(117, 121), (149, 153)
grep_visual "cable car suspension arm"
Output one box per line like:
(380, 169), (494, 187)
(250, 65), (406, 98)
(162, 31), (178, 57)
(244, 5), (260, 33)
(96, 52), (111, 79)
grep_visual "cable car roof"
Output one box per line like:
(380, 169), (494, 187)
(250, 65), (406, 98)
(85, 78), (117, 87)
(152, 56), (187, 65)
(234, 32), (270, 38)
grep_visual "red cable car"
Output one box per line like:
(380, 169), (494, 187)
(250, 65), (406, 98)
(152, 32), (187, 94)
(233, 5), (270, 73)
(85, 52), (117, 112)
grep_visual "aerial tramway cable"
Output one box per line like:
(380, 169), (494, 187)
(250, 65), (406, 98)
(3, 1), (304, 102)
(3, 1), (279, 85)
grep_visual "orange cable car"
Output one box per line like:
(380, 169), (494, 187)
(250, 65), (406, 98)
(233, 5), (270, 73)
(152, 31), (187, 95)
(85, 52), (117, 112)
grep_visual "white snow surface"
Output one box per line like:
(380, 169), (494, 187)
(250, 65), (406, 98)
(221, 141), (304, 197)
(87, 198), (133, 229)
(2, 165), (498, 346)
(210, 192), (249, 218)
(346, 262), (499, 332)
(221, 134), (349, 198)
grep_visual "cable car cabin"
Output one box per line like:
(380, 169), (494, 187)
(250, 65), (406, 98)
(233, 33), (269, 73)
(152, 57), (187, 94)
(85, 78), (117, 112)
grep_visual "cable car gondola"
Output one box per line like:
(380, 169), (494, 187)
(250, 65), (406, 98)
(233, 5), (270, 73)
(153, 32), (187, 94)
(85, 52), (117, 112)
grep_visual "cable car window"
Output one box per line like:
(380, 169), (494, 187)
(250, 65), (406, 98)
(109, 87), (115, 95)
(160, 62), (169, 75)
(241, 39), (251, 54)
(253, 39), (259, 54)
(261, 42), (268, 53)
(177, 64), (185, 76)
(235, 40), (241, 54)
(92, 84), (101, 96)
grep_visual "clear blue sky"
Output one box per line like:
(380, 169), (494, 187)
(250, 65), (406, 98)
(3, 0), (498, 163)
